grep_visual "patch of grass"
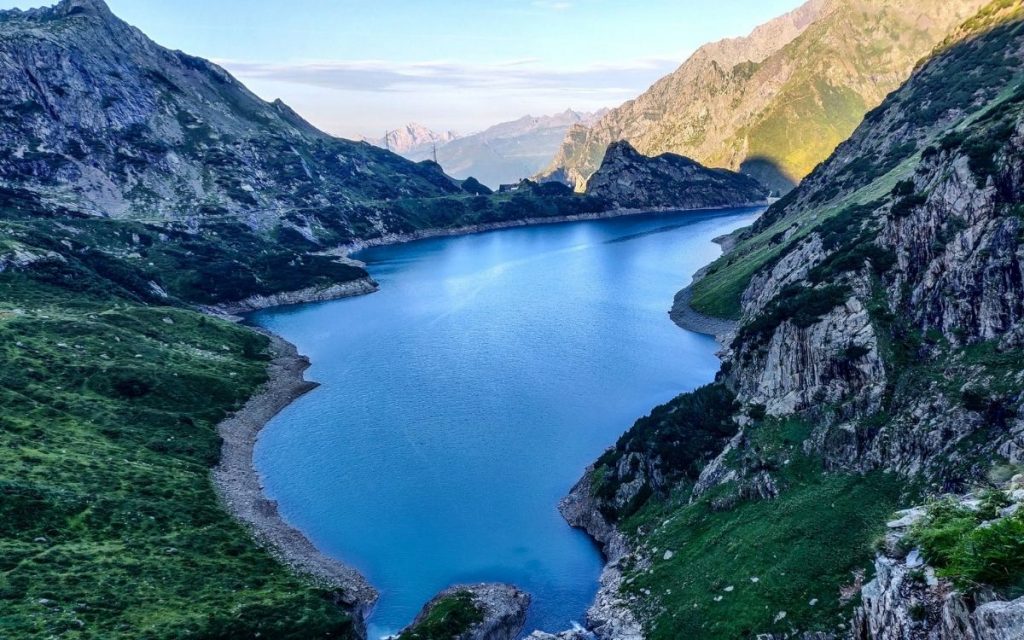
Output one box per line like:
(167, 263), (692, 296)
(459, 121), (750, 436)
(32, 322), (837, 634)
(397, 591), (483, 640)
(909, 497), (1024, 593)
(0, 276), (356, 637)
(620, 466), (904, 639)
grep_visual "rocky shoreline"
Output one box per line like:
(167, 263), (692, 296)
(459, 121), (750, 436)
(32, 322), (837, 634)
(555, 469), (644, 640)
(333, 203), (768, 259)
(400, 583), (532, 640)
(214, 276), (380, 315)
(211, 332), (380, 625)
(668, 286), (737, 345)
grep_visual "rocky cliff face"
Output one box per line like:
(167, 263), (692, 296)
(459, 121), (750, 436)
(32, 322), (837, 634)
(568, 4), (1024, 638)
(584, 141), (768, 211)
(721, 7), (1024, 484)
(854, 483), (1024, 640)
(543, 0), (988, 193)
(559, 470), (644, 640)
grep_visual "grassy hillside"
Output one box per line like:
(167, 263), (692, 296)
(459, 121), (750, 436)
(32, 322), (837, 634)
(0, 205), (359, 637)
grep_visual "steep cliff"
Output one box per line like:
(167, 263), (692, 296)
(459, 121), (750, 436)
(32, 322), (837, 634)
(585, 142), (768, 211)
(570, 3), (1024, 638)
(543, 0), (989, 194)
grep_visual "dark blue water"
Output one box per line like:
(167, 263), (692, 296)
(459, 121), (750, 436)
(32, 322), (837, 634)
(250, 208), (762, 638)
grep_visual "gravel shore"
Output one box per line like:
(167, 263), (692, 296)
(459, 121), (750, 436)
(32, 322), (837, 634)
(212, 332), (379, 619)
(669, 287), (737, 345)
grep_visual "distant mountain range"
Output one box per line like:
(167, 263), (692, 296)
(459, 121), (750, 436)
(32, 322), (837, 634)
(365, 110), (606, 189)
(360, 123), (459, 155)
(541, 0), (990, 194)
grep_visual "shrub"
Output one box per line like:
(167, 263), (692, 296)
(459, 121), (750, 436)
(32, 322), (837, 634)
(910, 498), (1024, 590)
(398, 592), (483, 640)
(737, 285), (851, 347)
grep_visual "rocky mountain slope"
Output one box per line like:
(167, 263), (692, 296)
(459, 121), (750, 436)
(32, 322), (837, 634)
(382, 110), (605, 188)
(566, 2), (1024, 638)
(0, 0), (466, 225)
(542, 0), (989, 194)
(585, 141), (768, 211)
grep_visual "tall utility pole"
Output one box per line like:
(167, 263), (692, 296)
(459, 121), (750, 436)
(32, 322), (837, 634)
(432, 142), (438, 164)
(384, 131), (391, 152)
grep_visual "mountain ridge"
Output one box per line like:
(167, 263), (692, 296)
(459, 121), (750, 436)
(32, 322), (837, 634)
(542, 0), (990, 194)
(585, 141), (769, 211)
(0, 0), (461, 226)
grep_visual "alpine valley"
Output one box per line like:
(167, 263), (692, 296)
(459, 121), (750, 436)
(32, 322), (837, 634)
(1, 0), (1023, 640)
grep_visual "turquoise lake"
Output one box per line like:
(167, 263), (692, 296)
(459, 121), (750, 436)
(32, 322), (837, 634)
(250, 207), (762, 638)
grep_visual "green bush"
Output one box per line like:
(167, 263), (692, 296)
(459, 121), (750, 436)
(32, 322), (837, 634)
(737, 285), (851, 347)
(910, 498), (1024, 591)
(398, 592), (483, 640)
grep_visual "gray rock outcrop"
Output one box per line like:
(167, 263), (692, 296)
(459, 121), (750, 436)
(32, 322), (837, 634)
(585, 141), (768, 211)
(402, 584), (531, 640)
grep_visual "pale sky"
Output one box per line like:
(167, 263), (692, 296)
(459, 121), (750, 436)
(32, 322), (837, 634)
(1, 0), (806, 138)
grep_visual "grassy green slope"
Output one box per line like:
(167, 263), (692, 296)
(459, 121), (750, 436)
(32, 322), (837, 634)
(621, 458), (903, 639)
(0, 217), (357, 637)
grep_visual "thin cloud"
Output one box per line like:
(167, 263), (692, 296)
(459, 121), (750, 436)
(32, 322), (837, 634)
(218, 57), (682, 95)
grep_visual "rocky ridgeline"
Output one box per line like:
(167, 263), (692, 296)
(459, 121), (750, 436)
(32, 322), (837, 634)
(584, 141), (768, 212)
(0, 0), (458, 228)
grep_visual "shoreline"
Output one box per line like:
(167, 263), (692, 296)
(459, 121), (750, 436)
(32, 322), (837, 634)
(668, 229), (743, 346)
(211, 203), (761, 638)
(558, 469), (644, 640)
(332, 202), (769, 259)
(211, 331), (379, 624)
(669, 287), (737, 346)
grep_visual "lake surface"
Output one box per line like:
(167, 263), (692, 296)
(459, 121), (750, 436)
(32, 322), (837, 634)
(250, 208), (762, 638)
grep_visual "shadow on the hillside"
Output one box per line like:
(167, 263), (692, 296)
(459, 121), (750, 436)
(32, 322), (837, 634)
(740, 156), (798, 195)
